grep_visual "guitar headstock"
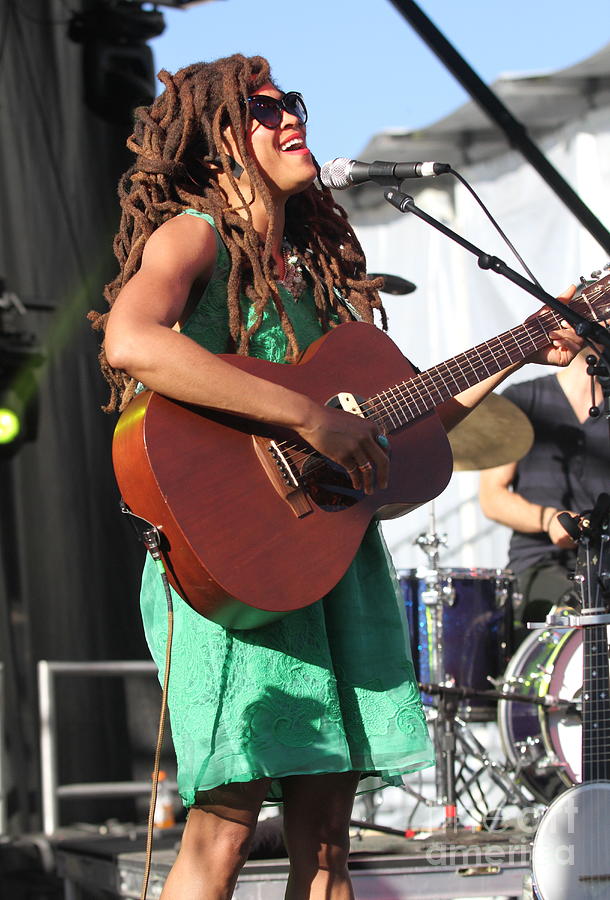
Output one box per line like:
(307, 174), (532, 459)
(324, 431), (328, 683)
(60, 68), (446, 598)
(574, 493), (610, 614)
(573, 264), (610, 324)
(578, 263), (610, 288)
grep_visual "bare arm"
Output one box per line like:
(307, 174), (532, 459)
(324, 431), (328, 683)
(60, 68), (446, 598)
(479, 462), (577, 547)
(437, 367), (523, 432)
(104, 215), (389, 492)
(437, 287), (582, 433)
(479, 461), (539, 532)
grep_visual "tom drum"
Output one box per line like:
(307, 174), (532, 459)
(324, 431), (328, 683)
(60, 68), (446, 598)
(400, 567), (514, 720)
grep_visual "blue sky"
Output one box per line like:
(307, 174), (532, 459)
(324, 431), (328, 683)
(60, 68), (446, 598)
(150, 0), (610, 166)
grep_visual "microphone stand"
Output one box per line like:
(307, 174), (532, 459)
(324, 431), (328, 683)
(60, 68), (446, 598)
(383, 187), (610, 362)
(587, 354), (610, 446)
(382, 185), (610, 834)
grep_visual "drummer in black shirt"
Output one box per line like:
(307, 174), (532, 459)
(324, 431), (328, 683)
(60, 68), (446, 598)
(479, 349), (609, 635)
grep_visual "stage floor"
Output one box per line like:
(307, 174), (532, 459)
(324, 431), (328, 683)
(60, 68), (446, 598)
(51, 824), (531, 899)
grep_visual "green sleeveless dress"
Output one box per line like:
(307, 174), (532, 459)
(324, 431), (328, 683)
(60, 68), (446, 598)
(140, 210), (434, 806)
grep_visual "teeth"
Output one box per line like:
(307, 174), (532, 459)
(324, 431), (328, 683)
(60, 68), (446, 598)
(281, 138), (304, 151)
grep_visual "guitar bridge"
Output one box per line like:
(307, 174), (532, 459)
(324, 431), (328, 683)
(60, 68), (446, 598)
(252, 436), (313, 519)
(268, 440), (300, 489)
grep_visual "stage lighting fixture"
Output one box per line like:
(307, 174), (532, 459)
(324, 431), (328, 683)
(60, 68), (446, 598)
(0, 353), (41, 458)
(68, 2), (166, 124)
(0, 388), (23, 446)
(0, 284), (44, 458)
(0, 360), (42, 459)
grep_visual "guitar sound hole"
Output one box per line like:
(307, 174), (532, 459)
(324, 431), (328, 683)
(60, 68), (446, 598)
(300, 455), (363, 511)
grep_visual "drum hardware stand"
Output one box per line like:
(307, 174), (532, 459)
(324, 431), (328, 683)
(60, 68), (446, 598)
(420, 682), (492, 830)
(414, 509), (462, 828)
(482, 677), (581, 718)
(414, 502), (448, 571)
(414, 504), (454, 691)
(454, 717), (540, 813)
(538, 609), (610, 629)
(435, 685), (460, 830)
(420, 682), (579, 827)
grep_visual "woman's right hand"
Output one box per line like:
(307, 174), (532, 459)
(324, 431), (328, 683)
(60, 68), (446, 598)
(294, 401), (390, 495)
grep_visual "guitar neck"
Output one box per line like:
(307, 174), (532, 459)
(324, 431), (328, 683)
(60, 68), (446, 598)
(582, 622), (610, 781)
(580, 523), (610, 782)
(369, 307), (562, 431)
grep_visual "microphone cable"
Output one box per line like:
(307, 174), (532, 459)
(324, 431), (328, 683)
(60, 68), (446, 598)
(446, 166), (543, 290)
(120, 502), (174, 900)
(448, 167), (609, 358)
(322, 156), (544, 290)
(140, 534), (173, 900)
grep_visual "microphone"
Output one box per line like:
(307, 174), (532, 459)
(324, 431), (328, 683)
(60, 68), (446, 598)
(320, 157), (451, 190)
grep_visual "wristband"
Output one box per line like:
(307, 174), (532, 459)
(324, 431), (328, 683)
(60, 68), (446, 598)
(542, 507), (557, 533)
(539, 506), (547, 531)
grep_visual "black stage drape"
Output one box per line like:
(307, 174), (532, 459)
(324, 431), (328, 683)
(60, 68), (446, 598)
(0, 0), (156, 832)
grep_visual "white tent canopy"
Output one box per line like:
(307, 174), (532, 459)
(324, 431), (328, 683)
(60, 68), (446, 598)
(342, 42), (610, 576)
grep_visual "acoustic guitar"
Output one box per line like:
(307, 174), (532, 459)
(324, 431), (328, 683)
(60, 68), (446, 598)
(532, 495), (610, 899)
(113, 273), (610, 628)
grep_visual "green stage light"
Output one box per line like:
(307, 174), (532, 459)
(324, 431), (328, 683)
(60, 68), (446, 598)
(1, 285), (44, 457)
(0, 407), (21, 444)
(0, 382), (29, 454)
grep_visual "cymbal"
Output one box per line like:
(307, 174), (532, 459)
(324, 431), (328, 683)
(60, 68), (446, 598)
(448, 393), (534, 471)
(367, 273), (416, 295)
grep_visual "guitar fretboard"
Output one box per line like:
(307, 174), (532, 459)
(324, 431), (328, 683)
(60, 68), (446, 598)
(580, 524), (610, 782)
(582, 620), (610, 781)
(361, 279), (610, 431)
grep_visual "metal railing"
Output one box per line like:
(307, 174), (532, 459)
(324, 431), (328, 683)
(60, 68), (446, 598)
(37, 660), (175, 835)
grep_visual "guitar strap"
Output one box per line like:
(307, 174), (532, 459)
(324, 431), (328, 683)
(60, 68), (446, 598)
(295, 250), (363, 322)
(332, 286), (363, 321)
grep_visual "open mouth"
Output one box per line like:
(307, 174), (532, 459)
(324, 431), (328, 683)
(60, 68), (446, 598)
(280, 137), (306, 152)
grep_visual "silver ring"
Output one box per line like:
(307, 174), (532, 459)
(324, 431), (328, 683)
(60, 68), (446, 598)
(358, 461), (373, 471)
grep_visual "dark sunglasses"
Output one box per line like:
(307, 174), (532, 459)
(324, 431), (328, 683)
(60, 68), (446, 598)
(245, 92), (308, 129)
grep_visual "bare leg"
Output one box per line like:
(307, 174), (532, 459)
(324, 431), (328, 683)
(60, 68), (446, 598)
(282, 771), (360, 900)
(160, 778), (272, 900)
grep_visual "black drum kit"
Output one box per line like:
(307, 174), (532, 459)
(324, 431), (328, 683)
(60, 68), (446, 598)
(396, 393), (587, 828)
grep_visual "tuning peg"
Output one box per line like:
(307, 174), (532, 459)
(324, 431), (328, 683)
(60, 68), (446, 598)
(591, 270), (602, 279)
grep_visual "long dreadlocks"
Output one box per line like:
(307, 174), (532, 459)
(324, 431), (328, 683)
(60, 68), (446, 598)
(90, 54), (386, 412)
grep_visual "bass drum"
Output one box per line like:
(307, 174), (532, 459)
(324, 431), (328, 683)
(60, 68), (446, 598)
(497, 626), (603, 804)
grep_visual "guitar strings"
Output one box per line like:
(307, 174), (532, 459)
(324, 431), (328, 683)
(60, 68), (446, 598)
(273, 302), (586, 481)
(583, 533), (607, 884)
(585, 536), (610, 781)
(323, 293), (599, 435)
(579, 516), (610, 900)
(268, 295), (599, 483)
(286, 320), (550, 447)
